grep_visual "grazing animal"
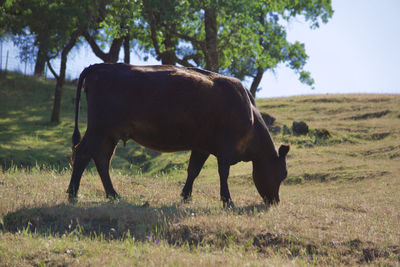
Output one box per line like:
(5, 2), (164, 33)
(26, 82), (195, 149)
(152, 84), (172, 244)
(68, 63), (289, 207)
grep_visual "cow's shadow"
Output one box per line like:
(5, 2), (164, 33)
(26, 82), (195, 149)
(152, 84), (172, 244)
(2, 201), (268, 241)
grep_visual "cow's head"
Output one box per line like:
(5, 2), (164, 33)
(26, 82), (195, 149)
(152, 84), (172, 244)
(252, 145), (289, 205)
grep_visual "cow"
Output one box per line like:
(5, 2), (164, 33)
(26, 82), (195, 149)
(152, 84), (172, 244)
(67, 63), (289, 207)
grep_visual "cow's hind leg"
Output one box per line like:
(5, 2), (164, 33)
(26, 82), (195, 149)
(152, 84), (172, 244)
(181, 150), (209, 202)
(92, 137), (119, 200)
(67, 135), (93, 202)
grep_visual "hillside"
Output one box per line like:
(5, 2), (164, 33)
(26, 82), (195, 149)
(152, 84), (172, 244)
(1, 72), (399, 183)
(0, 72), (399, 265)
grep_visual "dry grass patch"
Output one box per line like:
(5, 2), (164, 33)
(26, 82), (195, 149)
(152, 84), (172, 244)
(1, 166), (399, 265)
(1, 93), (400, 265)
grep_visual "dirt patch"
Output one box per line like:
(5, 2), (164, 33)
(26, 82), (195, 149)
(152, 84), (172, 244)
(362, 145), (400, 157)
(253, 232), (301, 249)
(260, 103), (288, 109)
(370, 132), (391, 140)
(301, 98), (345, 103)
(166, 224), (205, 246)
(328, 239), (400, 264)
(285, 172), (337, 184)
(347, 110), (390, 120)
(366, 98), (391, 103)
(334, 203), (367, 213)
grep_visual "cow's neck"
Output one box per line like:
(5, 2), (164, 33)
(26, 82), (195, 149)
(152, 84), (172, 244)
(251, 119), (278, 162)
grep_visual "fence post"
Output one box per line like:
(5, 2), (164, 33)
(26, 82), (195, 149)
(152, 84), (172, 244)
(5, 50), (8, 72)
(0, 41), (2, 71)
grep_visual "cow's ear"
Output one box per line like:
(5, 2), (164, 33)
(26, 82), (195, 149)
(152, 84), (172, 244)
(279, 145), (290, 158)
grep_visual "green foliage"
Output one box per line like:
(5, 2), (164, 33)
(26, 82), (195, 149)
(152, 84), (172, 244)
(99, 0), (140, 39)
(1, 0), (90, 61)
(130, 0), (333, 94)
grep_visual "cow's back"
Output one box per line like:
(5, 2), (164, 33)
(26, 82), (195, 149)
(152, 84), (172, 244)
(83, 64), (254, 153)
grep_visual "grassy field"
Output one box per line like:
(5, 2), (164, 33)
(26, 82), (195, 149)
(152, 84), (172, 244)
(0, 72), (399, 266)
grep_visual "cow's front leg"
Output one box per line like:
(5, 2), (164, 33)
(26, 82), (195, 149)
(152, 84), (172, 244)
(217, 159), (234, 208)
(181, 150), (209, 202)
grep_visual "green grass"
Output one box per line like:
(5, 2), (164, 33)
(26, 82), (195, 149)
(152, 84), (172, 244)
(0, 72), (399, 265)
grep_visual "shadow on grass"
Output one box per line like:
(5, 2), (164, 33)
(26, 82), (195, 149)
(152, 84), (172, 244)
(0, 72), (79, 170)
(1, 200), (269, 241)
(2, 201), (184, 241)
(3, 201), (399, 264)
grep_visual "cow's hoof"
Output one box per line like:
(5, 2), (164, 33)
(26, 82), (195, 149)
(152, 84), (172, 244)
(107, 193), (122, 202)
(182, 196), (192, 203)
(180, 191), (192, 203)
(223, 200), (235, 209)
(68, 195), (78, 204)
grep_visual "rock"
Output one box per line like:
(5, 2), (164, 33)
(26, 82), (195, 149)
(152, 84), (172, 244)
(269, 125), (281, 134)
(292, 121), (309, 135)
(283, 125), (291, 135)
(314, 128), (330, 139)
(261, 113), (276, 126)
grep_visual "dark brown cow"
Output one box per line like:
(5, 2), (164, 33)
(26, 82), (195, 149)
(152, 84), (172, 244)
(67, 63), (289, 207)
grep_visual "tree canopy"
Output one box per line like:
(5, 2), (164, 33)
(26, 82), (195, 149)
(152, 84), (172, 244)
(1, 0), (333, 101)
(123, 0), (333, 96)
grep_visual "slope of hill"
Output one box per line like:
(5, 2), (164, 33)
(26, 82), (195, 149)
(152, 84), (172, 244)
(0, 72), (399, 265)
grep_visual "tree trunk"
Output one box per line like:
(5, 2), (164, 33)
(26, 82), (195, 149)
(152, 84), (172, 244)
(34, 42), (47, 76)
(148, 12), (177, 66)
(204, 8), (218, 72)
(50, 31), (79, 123)
(123, 35), (130, 64)
(160, 33), (176, 65)
(108, 37), (123, 63)
(249, 10), (267, 98)
(51, 80), (63, 123)
(250, 67), (264, 98)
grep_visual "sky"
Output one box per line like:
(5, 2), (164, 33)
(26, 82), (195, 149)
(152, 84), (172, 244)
(1, 0), (399, 98)
(260, 0), (400, 98)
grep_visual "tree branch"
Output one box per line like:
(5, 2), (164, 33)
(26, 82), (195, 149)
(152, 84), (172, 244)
(149, 13), (161, 56)
(83, 30), (108, 60)
(173, 32), (206, 53)
(62, 30), (80, 59)
(250, 66), (264, 97)
(46, 60), (59, 80)
(176, 56), (195, 67)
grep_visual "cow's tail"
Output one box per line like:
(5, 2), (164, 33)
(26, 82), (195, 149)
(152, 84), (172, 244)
(72, 66), (93, 148)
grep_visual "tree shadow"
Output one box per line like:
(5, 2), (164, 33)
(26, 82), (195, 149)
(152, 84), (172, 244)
(0, 72), (80, 170)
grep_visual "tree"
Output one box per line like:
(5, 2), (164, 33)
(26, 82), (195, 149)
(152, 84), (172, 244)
(1, 0), (97, 122)
(224, 0), (333, 97)
(1, 0), (51, 75)
(83, 0), (138, 63)
(48, 30), (80, 122)
(135, 0), (333, 97)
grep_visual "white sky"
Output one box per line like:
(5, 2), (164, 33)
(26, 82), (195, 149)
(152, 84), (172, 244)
(2, 0), (399, 98)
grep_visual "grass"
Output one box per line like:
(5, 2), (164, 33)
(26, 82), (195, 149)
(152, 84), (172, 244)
(0, 71), (399, 265)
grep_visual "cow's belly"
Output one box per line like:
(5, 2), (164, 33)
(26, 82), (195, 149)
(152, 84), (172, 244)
(117, 120), (198, 152)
